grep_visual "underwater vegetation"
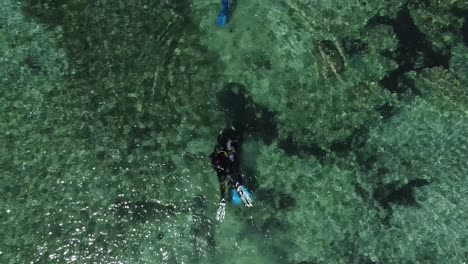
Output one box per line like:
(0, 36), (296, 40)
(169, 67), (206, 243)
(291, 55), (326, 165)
(1, 0), (467, 263)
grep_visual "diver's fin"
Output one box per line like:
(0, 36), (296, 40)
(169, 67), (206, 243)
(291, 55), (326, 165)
(216, 201), (226, 222)
(237, 186), (253, 207)
(231, 188), (242, 206)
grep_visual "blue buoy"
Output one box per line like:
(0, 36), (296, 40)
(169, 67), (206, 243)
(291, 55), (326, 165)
(230, 186), (253, 206)
(216, 0), (229, 27)
(231, 188), (241, 206)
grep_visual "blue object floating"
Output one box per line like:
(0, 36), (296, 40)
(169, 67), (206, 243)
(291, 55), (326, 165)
(216, 0), (229, 27)
(231, 188), (241, 205)
(217, 14), (227, 27)
(230, 186), (253, 206)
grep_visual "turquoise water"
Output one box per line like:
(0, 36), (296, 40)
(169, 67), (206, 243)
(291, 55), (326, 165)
(1, 0), (468, 263)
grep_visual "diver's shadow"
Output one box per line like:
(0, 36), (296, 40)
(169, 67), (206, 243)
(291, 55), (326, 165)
(217, 82), (278, 145)
(217, 82), (278, 192)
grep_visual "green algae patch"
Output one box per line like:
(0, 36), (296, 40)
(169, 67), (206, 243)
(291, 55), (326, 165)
(255, 144), (368, 263)
(408, 0), (468, 53)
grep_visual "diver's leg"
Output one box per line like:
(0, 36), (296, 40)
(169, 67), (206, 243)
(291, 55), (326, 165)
(236, 172), (244, 186)
(218, 173), (226, 202)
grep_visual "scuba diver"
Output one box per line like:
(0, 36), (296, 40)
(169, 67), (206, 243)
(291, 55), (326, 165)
(209, 126), (253, 222)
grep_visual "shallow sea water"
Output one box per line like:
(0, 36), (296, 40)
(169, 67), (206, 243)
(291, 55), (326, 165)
(1, 0), (468, 263)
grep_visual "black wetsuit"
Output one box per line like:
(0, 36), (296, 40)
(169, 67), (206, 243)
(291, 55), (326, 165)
(209, 127), (243, 201)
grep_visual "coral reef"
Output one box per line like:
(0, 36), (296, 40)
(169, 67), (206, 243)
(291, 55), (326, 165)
(1, 0), (467, 263)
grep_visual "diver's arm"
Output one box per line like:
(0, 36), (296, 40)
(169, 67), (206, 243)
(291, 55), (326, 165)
(219, 180), (226, 201)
